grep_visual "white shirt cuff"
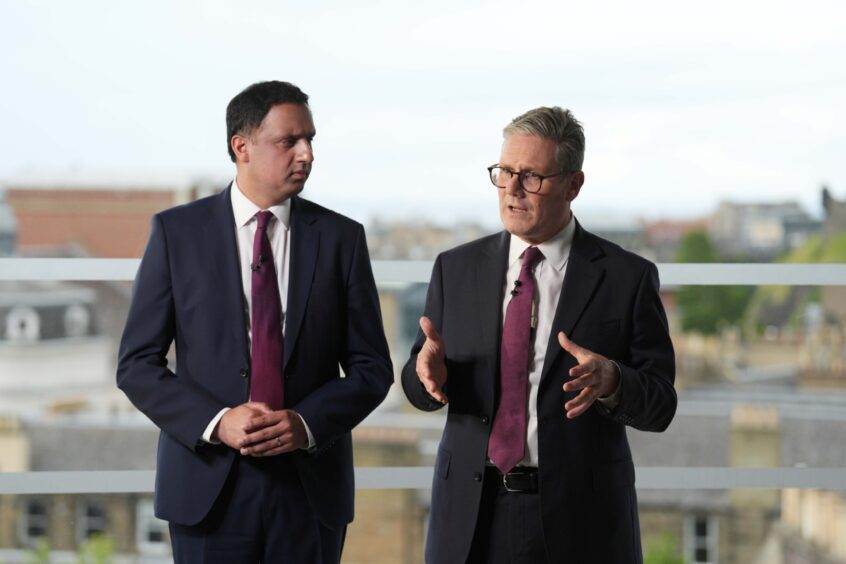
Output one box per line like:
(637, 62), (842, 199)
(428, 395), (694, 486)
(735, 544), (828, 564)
(202, 407), (315, 451)
(295, 411), (316, 451)
(201, 408), (230, 444)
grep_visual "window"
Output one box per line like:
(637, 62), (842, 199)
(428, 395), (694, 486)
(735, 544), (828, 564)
(64, 303), (91, 337)
(76, 500), (107, 544)
(136, 499), (169, 555)
(18, 498), (49, 546)
(5, 306), (40, 342)
(684, 514), (719, 564)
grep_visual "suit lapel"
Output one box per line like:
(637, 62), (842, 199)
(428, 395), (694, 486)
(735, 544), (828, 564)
(540, 222), (605, 384)
(477, 232), (510, 408)
(205, 185), (249, 360)
(285, 197), (319, 369)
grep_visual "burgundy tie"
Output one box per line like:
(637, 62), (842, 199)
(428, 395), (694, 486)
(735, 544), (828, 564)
(488, 246), (544, 473)
(250, 210), (284, 410)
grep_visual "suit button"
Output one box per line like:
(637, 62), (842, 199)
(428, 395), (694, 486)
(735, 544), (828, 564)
(239, 368), (249, 378)
(481, 416), (490, 425)
(473, 472), (482, 482)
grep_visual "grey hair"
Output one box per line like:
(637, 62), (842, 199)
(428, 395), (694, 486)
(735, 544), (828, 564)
(503, 106), (585, 172)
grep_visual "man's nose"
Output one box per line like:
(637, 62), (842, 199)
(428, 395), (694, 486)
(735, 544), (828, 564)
(296, 139), (314, 163)
(504, 173), (523, 196)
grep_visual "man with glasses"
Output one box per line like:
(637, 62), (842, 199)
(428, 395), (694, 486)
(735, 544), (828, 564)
(402, 106), (676, 563)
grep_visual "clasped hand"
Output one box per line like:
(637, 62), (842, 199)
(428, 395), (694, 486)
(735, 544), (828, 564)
(213, 402), (307, 456)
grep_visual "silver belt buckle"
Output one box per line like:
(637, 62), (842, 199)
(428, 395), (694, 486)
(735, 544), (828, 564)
(502, 473), (520, 492)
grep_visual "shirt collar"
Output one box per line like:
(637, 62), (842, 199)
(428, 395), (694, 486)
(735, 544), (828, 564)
(230, 178), (292, 230)
(508, 215), (576, 272)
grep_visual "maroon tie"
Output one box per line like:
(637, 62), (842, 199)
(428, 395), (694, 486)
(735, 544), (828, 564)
(250, 210), (284, 410)
(488, 246), (544, 473)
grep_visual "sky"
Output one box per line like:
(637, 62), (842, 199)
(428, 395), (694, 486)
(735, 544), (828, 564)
(1, 0), (844, 229)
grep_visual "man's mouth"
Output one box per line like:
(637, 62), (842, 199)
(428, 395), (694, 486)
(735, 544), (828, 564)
(508, 205), (527, 214)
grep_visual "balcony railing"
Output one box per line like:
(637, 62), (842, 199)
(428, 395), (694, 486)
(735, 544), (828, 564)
(1, 258), (846, 494)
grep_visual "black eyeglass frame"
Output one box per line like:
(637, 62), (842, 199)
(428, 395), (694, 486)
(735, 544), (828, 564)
(487, 165), (571, 194)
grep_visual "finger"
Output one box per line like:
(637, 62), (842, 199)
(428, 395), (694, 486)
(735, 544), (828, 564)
(563, 372), (596, 393)
(241, 432), (294, 455)
(243, 423), (289, 447)
(422, 378), (448, 404)
(243, 412), (287, 433)
(565, 388), (596, 418)
(244, 401), (272, 413)
(429, 390), (449, 404)
(420, 316), (442, 344)
(569, 361), (599, 379)
(558, 332), (584, 357)
(250, 442), (296, 457)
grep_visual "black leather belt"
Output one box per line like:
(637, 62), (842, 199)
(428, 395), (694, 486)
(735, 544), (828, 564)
(485, 465), (539, 493)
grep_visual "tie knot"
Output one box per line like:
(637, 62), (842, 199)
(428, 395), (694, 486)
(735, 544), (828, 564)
(521, 246), (544, 270)
(256, 210), (274, 231)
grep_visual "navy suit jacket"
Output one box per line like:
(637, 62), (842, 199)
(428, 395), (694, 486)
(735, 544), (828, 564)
(402, 222), (676, 564)
(118, 186), (393, 529)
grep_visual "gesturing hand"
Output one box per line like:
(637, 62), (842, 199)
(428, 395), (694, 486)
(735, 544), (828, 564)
(558, 332), (620, 419)
(416, 316), (448, 404)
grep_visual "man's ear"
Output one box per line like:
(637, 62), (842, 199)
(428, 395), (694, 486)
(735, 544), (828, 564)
(566, 171), (585, 202)
(231, 134), (250, 164)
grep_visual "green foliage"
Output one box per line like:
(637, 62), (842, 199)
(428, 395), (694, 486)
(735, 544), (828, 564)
(21, 535), (115, 564)
(743, 231), (844, 335)
(77, 535), (114, 564)
(674, 231), (754, 334)
(780, 234), (823, 263)
(675, 231), (719, 263)
(820, 231), (846, 262)
(24, 539), (51, 564)
(644, 533), (685, 564)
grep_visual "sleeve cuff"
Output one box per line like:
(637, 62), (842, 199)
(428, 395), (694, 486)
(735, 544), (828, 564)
(597, 360), (623, 410)
(201, 407), (230, 444)
(294, 411), (317, 452)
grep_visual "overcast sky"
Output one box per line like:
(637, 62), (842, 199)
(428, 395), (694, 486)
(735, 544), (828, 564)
(1, 0), (844, 228)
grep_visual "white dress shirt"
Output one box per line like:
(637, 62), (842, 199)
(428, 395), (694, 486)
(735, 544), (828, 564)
(503, 216), (619, 467)
(201, 179), (315, 448)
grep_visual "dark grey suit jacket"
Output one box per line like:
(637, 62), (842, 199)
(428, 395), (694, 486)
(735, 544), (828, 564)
(402, 221), (676, 564)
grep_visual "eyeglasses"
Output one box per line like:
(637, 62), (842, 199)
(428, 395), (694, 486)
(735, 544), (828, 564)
(487, 165), (569, 194)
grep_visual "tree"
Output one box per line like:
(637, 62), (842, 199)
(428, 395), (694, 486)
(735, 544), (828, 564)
(675, 231), (753, 334)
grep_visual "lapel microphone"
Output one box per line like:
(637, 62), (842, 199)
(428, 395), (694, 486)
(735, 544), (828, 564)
(251, 254), (267, 272)
(510, 278), (522, 296)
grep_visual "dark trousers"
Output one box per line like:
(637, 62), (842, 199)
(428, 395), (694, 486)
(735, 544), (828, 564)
(169, 455), (345, 564)
(466, 467), (548, 564)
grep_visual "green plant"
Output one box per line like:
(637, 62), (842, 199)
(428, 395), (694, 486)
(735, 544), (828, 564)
(24, 539), (51, 564)
(644, 533), (685, 564)
(77, 534), (114, 564)
(674, 231), (753, 335)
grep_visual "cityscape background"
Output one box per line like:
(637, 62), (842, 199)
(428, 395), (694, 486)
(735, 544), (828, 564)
(1, 0), (845, 223)
(2, 0), (846, 563)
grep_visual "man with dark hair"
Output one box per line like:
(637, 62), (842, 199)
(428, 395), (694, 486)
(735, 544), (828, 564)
(403, 106), (676, 563)
(118, 80), (393, 563)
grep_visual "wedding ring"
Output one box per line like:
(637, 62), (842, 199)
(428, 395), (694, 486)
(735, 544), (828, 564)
(276, 437), (282, 447)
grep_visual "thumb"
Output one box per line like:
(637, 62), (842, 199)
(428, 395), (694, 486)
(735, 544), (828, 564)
(420, 316), (441, 343)
(558, 332), (581, 356)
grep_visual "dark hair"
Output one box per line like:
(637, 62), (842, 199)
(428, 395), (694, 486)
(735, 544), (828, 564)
(225, 81), (310, 162)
